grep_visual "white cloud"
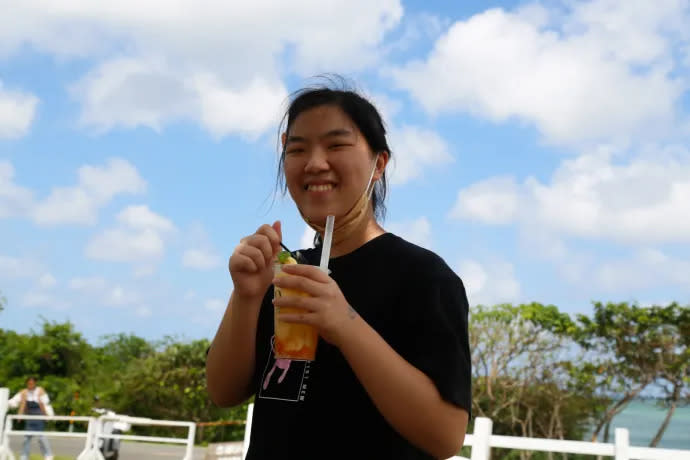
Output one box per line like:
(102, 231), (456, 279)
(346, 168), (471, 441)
(456, 259), (521, 307)
(182, 223), (222, 270)
(594, 249), (690, 292)
(86, 205), (175, 263)
(388, 217), (432, 249)
(193, 74), (288, 139)
(2, 1), (403, 136)
(22, 291), (70, 309)
(391, 1), (689, 145)
(451, 145), (690, 244)
(0, 81), (38, 138)
(68, 275), (142, 308)
(69, 276), (108, 291)
(38, 273), (57, 289)
(32, 158), (146, 226)
(388, 125), (453, 185)
(0, 161), (34, 218)
(105, 285), (139, 306)
(0, 255), (41, 279)
(116, 205), (174, 232)
(86, 227), (165, 262)
(204, 298), (225, 312)
(135, 306), (152, 317)
(182, 249), (222, 270)
(449, 176), (519, 224)
(299, 225), (316, 250)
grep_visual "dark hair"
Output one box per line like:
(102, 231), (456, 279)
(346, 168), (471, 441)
(26, 376), (37, 383)
(276, 76), (392, 222)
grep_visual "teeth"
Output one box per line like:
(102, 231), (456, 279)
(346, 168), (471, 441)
(307, 184), (333, 192)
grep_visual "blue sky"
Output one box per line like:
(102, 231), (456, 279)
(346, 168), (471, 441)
(1, 0), (689, 344)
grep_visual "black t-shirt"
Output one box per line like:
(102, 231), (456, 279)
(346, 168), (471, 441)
(246, 233), (471, 459)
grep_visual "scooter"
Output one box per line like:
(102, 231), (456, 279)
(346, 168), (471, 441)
(92, 407), (131, 460)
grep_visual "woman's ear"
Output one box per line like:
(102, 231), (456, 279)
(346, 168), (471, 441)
(281, 132), (287, 150)
(374, 151), (389, 181)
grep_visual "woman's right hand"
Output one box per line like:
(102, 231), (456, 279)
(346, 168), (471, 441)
(229, 221), (282, 299)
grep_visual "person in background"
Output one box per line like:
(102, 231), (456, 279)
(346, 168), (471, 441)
(8, 376), (54, 460)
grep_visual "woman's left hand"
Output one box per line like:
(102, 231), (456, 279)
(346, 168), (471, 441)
(272, 263), (359, 348)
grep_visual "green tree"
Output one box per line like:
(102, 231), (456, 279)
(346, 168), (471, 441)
(575, 302), (685, 443)
(0, 289), (6, 313)
(109, 337), (247, 442)
(647, 303), (690, 447)
(470, 303), (605, 460)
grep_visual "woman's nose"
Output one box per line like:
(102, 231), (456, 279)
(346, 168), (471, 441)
(304, 148), (329, 173)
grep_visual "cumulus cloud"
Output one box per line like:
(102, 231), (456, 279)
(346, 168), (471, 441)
(299, 225), (317, 250)
(181, 223), (222, 270)
(0, 161), (34, 218)
(1, 0), (403, 136)
(31, 158), (147, 226)
(0, 81), (38, 138)
(85, 205), (175, 263)
(388, 217), (432, 249)
(391, 1), (689, 145)
(22, 291), (70, 309)
(594, 249), (690, 292)
(38, 273), (57, 289)
(69, 276), (108, 291)
(204, 298), (226, 312)
(456, 259), (521, 307)
(388, 125), (454, 184)
(0, 255), (42, 279)
(183, 249), (222, 270)
(451, 145), (690, 244)
(449, 176), (519, 224)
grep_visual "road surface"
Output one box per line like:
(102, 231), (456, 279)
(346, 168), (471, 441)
(7, 435), (243, 459)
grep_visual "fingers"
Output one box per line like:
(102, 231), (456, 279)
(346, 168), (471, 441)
(278, 311), (317, 325)
(256, 222), (282, 257)
(273, 294), (319, 312)
(279, 263), (330, 282)
(231, 246), (265, 272)
(273, 272), (326, 296)
(234, 222), (282, 272)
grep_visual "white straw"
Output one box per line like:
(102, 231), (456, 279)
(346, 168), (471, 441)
(319, 215), (335, 273)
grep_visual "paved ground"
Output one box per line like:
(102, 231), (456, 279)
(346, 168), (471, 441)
(7, 435), (243, 459)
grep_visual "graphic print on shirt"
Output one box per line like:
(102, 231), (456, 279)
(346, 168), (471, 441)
(258, 336), (311, 402)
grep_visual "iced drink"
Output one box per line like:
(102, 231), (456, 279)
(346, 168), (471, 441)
(273, 252), (319, 360)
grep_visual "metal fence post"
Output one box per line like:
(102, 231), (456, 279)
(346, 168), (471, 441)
(614, 428), (630, 460)
(471, 417), (493, 460)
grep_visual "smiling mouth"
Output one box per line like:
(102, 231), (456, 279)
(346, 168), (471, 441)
(304, 184), (335, 192)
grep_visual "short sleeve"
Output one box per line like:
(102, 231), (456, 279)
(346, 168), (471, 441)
(396, 271), (472, 415)
(39, 389), (51, 405)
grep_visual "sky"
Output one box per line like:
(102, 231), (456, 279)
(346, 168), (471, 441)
(1, 0), (689, 344)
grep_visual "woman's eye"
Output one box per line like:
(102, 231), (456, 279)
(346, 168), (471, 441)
(329, 144), (349, 150)
(286, 148), (304, 154)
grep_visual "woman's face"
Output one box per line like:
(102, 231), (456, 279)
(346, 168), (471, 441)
(282, 105), (382, 225)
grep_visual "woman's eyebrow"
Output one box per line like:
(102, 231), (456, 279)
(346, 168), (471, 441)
(286, 129), (354, 144)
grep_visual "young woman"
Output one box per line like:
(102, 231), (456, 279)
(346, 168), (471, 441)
(8, 376), (54, 460)
(207, 83), (471, 459)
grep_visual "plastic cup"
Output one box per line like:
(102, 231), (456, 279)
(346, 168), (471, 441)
(273, 263), (319, 361)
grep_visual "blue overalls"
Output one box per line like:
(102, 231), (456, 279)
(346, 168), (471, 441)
(21, 398), (53, 460)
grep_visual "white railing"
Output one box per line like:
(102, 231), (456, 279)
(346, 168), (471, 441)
(455, 417), (690, 460)
(0, 414), (96, 460)
(92, 414), (196, 460)
(240, 404), (690, 460)
(0, 388), (195, 460)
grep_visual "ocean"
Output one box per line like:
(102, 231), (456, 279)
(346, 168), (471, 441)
(607, 400), (689, 450)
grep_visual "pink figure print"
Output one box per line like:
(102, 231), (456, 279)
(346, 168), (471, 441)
(263, 358), (292, 389)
